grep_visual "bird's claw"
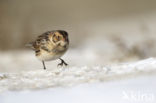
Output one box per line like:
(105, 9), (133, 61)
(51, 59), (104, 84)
(57, 58), (68, 67)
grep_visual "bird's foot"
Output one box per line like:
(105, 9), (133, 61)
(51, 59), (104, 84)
(57, 58), (68, 67)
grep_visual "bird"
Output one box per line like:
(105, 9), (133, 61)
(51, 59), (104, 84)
(26, 30), (69, 70)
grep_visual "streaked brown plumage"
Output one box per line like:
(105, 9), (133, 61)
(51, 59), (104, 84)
(26, 30), (69, 70)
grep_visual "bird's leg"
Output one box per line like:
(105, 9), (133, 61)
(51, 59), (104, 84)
(42, 61), (46, 70)
(58, 58), (68, 66)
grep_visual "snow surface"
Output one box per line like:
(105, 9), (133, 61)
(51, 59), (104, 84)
(0, 57), (156, 91)
(0, 51), (156, 103)
(0, 75), (156, 103)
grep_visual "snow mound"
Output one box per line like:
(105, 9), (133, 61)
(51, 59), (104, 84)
(0, 58), (156, 92)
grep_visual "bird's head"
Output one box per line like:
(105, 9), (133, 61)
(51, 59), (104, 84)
(52, 30), (69, 47)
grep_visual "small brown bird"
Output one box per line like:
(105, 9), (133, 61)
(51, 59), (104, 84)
(26, 30), (69, 70)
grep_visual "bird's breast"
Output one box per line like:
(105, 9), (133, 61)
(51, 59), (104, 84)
(36, 48), (66, 61)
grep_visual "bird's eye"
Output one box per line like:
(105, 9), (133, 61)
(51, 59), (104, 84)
(57, 36), (60, 40)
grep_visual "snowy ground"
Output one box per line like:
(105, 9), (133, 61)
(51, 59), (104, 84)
(0, 51), (156, 103)
(0, 75), (156, 103)
(0, 57), (156, 92)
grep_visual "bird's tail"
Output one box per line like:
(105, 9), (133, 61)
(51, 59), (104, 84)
(25, 42), (35, 50)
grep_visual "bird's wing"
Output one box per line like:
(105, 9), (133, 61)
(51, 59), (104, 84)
(34, 31), (55, 52)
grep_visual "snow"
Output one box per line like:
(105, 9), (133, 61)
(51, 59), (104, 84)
(0, 48), (156, 103)
(0, 57), (156, 92)
(0, 75), (156, 103)
(0, 56), (156, 103)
